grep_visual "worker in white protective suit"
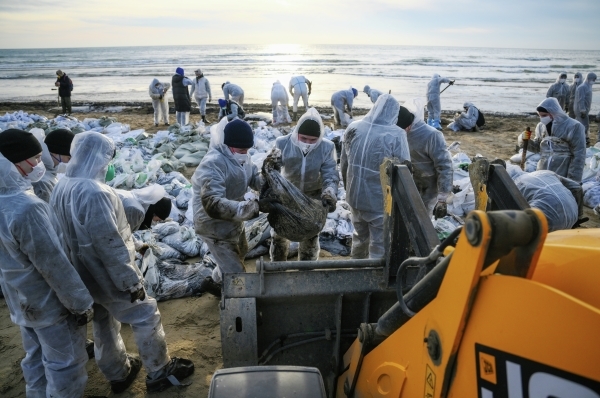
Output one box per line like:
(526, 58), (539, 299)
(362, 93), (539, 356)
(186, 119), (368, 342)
(31, 128), (74, 203)
(149, 78), (171, 126)
(573, 72), (597, 143)
(448, 102), (479, 132)
(546, 72), (570, 111)
(289, 75), (312, 121)
(340, 94), (410, 259)
(533, 97), (586, 182)
(270, 108), (339, 261)
(396, 98), (453, 218)
(426, 74), (453, 130)
(117, 184), (172, 231)
(192, 119), (267, 290)
(271, 80), (291, 125)
(172, 67), (193, 126)
(0, 129), (94, 398)
(50, 132), (194, 394)
(331, 87), (358, 128)
(363, 85), (383, 104)
(222, 81), (245, 105)
(506, 165), (580, 232)
(567, 72), (583, 118)
(190, 69), (212, 124)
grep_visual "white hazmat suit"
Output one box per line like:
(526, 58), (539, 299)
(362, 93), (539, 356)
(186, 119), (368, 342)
(546, 72), (570, 111)
(30, 128), (59, 203)
(271, 108), (339, 261)
(149, 78), (170, 125)
(573, 72), (597, 140)
(535, 98), (586, 182)
(192, 142), (263, 283)
(222, 82), (245, 105)
(117, 185), (168, 232)
(448, 102), (479, 132)
(331, 88), (356, 128)
(403, 99), (453, 215)
(190, 73), (212, 119)
(426, 74), (452, 129)
(568, 72), (583, 118)
(363, 85), (383, 104)
(0, 153), (93, 398)
(340, 94), (410, 259)
(271, 81), (291, 125)
(289, 76), (311, 114)
(50, 132), (173, 383)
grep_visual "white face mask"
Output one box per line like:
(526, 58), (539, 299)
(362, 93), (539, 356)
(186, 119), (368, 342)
(232, 152), (248, 165)
(574, 78), (581, 83)
(299, 142), (316, 154)
(24, 162), (46, 182)
(56, 162), (68, 174)
(559, 78), (566, 84)
(540, 115), (552, 125)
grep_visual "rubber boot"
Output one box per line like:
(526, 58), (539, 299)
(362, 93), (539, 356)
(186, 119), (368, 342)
(146, 358), (195, 392)
(202, 115), (209, 124)
(111, 355), (142, 394)
(293, 112), (297, 122)
(427, 117), (433, 126)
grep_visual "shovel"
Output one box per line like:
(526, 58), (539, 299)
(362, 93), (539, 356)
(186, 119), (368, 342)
(440, 80), (455, 94)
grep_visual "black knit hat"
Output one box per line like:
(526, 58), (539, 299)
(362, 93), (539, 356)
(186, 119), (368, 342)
(536, 106), (548, 113)
(297, 119), (321, 137)
(224, 119), (254, 148)
(0, 129), (43, 163)
(140, 197), (172, 230)
(396, 106), (415, 129)
(45, 129), (75, 156)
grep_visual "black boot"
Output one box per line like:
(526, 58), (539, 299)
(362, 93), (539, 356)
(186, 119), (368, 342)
(202, 115), (210, 124)
(292, 112), (298, 121)
(110, 355), (142, 394)
(146, 357), (195, 392)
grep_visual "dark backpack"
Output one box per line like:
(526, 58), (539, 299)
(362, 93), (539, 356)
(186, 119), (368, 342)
(227, 100), (245, 119)
(67, 76), (73, 91)
(475, 107), (485, 127)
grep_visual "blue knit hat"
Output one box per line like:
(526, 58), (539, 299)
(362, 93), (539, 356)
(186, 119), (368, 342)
(176, 67), (184, 76)
(218, 99), (227, 108)
(352, 88), (358, 97)
(224, 119), (254, 149)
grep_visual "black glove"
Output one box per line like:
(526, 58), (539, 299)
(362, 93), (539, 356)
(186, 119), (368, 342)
(74, 308), (94, 326)
(258, 197), (280, 213)
(433, 201), (447, 220)
(159, 95), (163, 100)
(262, 155), (282, 174)
(321, 194), (337, 213)
(450, 80), (455, 85)
(130, 286), (146, 303)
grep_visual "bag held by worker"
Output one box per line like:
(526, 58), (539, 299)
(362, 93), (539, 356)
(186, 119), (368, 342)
(261, 154), (327, 241)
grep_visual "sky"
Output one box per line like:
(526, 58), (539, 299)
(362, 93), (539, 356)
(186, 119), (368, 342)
(0, 0), (599, 50)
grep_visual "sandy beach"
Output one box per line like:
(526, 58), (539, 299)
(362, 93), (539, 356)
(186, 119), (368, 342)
(0, 100), (598, 397)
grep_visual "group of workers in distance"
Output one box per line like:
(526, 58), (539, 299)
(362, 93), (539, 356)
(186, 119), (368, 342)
(0, 64), (596, 397)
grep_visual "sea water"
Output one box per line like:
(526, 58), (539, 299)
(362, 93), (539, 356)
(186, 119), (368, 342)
(0, 44), (598, 114)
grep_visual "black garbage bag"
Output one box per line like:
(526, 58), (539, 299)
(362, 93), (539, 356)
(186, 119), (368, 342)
(261, 155), (327, 242)
(138, 250), (213, 301)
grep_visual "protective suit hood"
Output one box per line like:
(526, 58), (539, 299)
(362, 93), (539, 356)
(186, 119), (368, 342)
(291, 107), (325, 148)
(463, 102), (475, 109)
(362, 94), (400, 126)
(0, 153), (31, 195)
(65, 131), (115, 181)
(363, 85), (371, 94)
(537, 97), (568, 124)
(572, 72), (583, 83)
(584, 72), (597, 83)
(555, 72), (568, 83)
(403, 97), (426, 124)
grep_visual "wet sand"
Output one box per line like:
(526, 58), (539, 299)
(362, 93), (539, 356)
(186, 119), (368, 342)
(0, 101), (598, 397)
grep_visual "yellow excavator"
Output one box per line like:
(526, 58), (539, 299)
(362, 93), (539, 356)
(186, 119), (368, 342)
(208, 159), (600, 398)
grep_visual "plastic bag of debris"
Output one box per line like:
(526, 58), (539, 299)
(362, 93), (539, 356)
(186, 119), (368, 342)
(260, 151), (327, 241)
(137, 249), (212, 301)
